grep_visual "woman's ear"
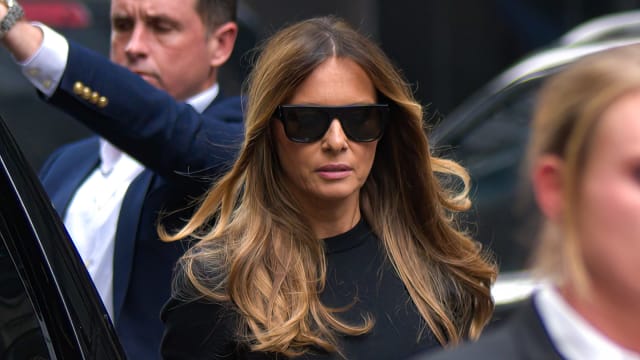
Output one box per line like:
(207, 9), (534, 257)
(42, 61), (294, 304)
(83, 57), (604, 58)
(532, 154), (565, 223)
(207, 21), (239, 68)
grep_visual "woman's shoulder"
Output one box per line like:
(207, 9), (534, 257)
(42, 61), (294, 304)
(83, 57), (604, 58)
(161, 295), (235, 327)
(161, 296), (240, 359)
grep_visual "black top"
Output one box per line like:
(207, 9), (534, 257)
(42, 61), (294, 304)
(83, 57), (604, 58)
(160, 220), (440, 359)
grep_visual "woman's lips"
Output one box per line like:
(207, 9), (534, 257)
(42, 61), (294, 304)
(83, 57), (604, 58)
(316, 164), (352, 180)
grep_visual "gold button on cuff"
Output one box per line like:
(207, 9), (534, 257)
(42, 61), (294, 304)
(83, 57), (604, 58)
(98, 96), (109, 108)
(90, 91), (100, 104)
(81, 87), (92, 100)
(73, 81), (84, 95)
(42, 79), (52, 89)
(27, 68), (40, 76)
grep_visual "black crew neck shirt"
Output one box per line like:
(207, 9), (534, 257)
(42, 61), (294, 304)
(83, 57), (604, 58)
(161, 220), (441, 359)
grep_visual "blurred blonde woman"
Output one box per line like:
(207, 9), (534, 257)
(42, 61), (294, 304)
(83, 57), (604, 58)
(160, 16), (496, 359)
(426, 45), (640, 360)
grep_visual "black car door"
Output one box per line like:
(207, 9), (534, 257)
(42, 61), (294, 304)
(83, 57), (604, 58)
(0, 115), (126, 359)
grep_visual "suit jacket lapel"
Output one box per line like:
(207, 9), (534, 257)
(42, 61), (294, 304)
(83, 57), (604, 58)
(514, 299), (565, 360)
(44, 140), (100, 219)
(112, 169), (153, 323)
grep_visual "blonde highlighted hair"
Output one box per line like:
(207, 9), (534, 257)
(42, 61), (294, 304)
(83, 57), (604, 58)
(162, 16), (496, 357)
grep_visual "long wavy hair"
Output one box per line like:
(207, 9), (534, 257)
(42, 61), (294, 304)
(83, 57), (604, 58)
(162, 16), (496, 357)
(527, 44), (640, 292)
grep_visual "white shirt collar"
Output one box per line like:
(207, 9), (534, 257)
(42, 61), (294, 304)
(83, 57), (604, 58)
(98, 83), (219, 172)
(186, 83), (219, 113)
(534, 283), (640, 360)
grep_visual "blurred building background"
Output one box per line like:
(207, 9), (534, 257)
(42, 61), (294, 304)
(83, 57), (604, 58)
(244, 0), (640, 114)
(1, 0), (639, 170)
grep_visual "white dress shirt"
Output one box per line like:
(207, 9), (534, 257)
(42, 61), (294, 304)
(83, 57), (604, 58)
(19, 23), (219, 320)
(534, 283), (640, 360)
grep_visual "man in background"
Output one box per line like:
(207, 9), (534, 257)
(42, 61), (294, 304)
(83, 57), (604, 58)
(0, 0), (243, 358)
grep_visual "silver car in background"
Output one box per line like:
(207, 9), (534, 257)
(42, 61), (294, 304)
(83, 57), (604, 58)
(431, 10), (640, 323)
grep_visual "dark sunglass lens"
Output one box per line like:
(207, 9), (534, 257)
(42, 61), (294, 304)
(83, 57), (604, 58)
(282, 108), (329, 142)
(341, 107), (385, 141)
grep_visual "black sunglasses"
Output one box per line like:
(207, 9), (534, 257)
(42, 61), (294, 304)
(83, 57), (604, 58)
(275, 104), (390, 143)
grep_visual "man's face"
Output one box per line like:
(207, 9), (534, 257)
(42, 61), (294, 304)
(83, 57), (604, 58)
(109, 0), (219, 100)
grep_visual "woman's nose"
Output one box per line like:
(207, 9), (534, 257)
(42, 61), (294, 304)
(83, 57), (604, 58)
(321, 119), (348, 151)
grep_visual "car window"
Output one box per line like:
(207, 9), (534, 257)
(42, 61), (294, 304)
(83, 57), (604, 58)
(0, 240), (49, 359)
(437, 79), (544, 272)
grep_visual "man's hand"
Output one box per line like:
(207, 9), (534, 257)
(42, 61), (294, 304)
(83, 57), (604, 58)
(0, 0), (44, 61)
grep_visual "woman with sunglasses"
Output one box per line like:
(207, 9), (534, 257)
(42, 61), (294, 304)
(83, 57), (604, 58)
(160, 16), (496, 359)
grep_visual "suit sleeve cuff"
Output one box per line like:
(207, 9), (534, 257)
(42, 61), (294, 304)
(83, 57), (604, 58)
(18, 22), (69, 97)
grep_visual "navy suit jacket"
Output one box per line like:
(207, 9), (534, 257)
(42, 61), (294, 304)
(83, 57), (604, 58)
(416, 299), (564, 360)
(38, 41), (244, 359)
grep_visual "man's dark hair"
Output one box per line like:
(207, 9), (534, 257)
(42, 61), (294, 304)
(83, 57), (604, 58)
(196, 0), (237, 31)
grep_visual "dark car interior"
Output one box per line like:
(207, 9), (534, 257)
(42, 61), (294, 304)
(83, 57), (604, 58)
(0, 242), (49, 360)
